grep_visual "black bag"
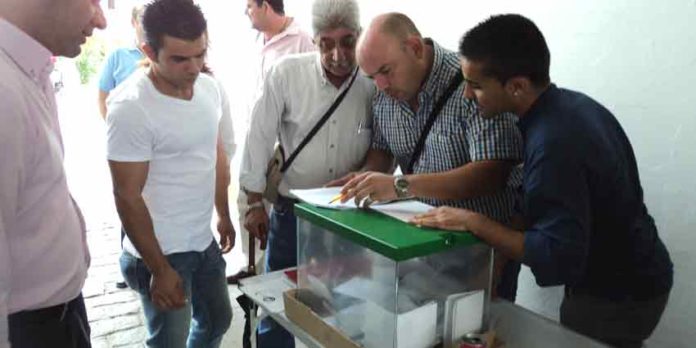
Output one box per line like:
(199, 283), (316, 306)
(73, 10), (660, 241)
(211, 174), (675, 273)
(406, 72), (464, 174)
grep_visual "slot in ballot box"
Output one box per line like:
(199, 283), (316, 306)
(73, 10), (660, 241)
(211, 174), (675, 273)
(292, 203), (493, 348)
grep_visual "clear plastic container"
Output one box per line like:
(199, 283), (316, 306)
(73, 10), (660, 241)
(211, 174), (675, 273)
(295, 204), (493, 348)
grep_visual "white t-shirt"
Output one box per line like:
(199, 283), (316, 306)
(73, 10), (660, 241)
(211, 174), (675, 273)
(106, 70), (235, 257)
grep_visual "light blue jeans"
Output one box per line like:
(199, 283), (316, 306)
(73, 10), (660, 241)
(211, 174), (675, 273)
(120, 241), (232, 348)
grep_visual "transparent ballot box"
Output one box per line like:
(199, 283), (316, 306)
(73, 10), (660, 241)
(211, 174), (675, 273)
(294, 203), (493, 348)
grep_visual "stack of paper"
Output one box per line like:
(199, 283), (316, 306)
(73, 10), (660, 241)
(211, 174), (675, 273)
(290, 187), (435, 223)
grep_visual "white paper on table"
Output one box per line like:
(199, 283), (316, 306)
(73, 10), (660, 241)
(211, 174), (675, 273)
(291, 187), (435, 222)
(290, 187), (358, 209)
(371, 200), (435, 223)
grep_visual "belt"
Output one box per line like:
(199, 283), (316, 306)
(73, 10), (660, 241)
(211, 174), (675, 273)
(9, 294), (82, 323)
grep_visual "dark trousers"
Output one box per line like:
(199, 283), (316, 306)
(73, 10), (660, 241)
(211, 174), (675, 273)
(8, 294), (91, 348)
(560, 289), (670, 348)
(257, 198), (297, 348)
(497, 260), (521, 302)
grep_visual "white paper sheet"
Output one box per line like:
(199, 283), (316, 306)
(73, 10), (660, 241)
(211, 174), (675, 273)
(291, 187), (436, 223)
(371, 199), (435, 223)
(290, 187), (358, 209)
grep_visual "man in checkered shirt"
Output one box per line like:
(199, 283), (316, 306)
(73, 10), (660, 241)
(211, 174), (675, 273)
(330, 13), (524, 301)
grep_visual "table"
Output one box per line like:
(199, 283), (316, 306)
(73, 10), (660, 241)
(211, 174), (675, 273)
(239, 269), (608, 348)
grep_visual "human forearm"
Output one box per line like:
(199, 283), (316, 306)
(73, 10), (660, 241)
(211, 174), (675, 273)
(466, 212), (525, 261)
(114, 194), (169, 275)
(407, 160), (515, 200)
(215, 140), (231, 219)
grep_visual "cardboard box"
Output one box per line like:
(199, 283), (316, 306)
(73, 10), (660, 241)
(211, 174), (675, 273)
(283, 289), (361, 348)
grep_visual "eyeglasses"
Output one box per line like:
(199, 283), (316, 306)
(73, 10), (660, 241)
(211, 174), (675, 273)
(318, 35), (357, 53)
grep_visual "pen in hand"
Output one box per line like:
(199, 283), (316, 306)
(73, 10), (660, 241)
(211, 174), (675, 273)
(328, 193), (344, 204)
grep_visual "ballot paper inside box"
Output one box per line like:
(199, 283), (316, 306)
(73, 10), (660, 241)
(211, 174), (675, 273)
(293, 203), (493, 348)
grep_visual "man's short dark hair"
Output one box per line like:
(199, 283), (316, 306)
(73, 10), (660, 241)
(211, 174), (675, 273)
(255, 0), (285, 15)
(459, 14), (550, 87)
(143, 0), (207, 55)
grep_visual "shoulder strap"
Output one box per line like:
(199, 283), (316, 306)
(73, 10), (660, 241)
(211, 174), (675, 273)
(280, 68), (359, 172)
(406, 72), (464, 174)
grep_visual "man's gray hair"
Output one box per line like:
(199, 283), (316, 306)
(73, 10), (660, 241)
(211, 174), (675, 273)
(312, 0), (361, 36)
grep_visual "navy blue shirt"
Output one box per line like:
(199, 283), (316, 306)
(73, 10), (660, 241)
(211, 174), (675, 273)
(519, 85), (673, 301)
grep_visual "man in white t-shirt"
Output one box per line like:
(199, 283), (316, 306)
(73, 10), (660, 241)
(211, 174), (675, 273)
(106, 1), (235, 346)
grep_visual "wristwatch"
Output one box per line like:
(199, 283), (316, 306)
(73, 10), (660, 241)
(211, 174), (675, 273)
(393, 175), (411, 199)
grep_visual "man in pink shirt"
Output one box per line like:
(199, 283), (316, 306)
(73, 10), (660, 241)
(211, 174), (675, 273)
(0, 0), (106, 347)
(229, 0), (315, 284)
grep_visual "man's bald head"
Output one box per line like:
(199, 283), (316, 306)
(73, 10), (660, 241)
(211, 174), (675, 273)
(359, 13), (420, 52)
(358, 13), (431, 103)
(376, 12), (421, 41)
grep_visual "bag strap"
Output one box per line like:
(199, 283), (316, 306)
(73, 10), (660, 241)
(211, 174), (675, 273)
(406, 72), (464, 174)
(280, 68), (359, 173)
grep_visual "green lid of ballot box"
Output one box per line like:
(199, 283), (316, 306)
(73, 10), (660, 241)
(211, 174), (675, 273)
(294, 203), (481, 262)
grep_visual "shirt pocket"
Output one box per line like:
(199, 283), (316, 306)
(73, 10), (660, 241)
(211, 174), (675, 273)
(420, 128), (470, 173)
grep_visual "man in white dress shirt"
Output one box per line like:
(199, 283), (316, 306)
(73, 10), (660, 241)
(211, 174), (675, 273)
(239, 0), (374, 346)
(229, 0), (316, 285)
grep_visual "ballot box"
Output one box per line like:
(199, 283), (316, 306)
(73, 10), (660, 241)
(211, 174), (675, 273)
(290, 203), (493, 348)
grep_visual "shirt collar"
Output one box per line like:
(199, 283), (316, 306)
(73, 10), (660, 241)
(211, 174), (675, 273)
(517, 83), (557, 133)
(420, 39), (447, 99)
(0, 18), (54, 84)
(261, 18), (305, 48)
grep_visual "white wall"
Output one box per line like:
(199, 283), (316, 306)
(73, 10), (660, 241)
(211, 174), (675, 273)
(200, 1), (696, 346)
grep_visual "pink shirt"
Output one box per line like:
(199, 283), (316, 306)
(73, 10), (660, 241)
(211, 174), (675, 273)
(0, 18), (88, 343)
(258, 19), (315, 81)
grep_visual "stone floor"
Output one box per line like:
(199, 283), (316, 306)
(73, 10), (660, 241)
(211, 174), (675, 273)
(82, 224), (248, 348)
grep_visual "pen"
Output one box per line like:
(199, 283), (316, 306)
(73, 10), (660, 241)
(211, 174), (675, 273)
(328, 193), (344, 204)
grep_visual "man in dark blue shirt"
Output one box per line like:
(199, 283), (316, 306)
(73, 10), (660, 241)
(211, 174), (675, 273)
(412, 14), (673, 348)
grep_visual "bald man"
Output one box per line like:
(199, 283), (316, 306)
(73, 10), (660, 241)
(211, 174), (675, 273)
(329, 13), (524, 300)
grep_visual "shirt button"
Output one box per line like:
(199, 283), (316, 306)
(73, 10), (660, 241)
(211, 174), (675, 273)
(329, 169), (334, 173)
(332, 120), (337, 124)
(330, 144), (335, 149)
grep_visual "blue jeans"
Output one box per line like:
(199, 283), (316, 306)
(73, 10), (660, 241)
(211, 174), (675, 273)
(258, 203), (297, 348)
(120, 241), (232, 348)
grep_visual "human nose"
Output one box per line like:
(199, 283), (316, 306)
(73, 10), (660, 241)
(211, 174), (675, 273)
(92, 2), (107, 30)
(463, 81), (475, 100)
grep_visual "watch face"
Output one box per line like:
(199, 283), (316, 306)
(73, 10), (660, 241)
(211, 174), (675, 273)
(396, 178), (409, 190)
(395, 177), (409, 197)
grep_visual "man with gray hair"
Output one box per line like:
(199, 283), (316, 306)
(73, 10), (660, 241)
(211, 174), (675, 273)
(240, 0), (374, 346)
